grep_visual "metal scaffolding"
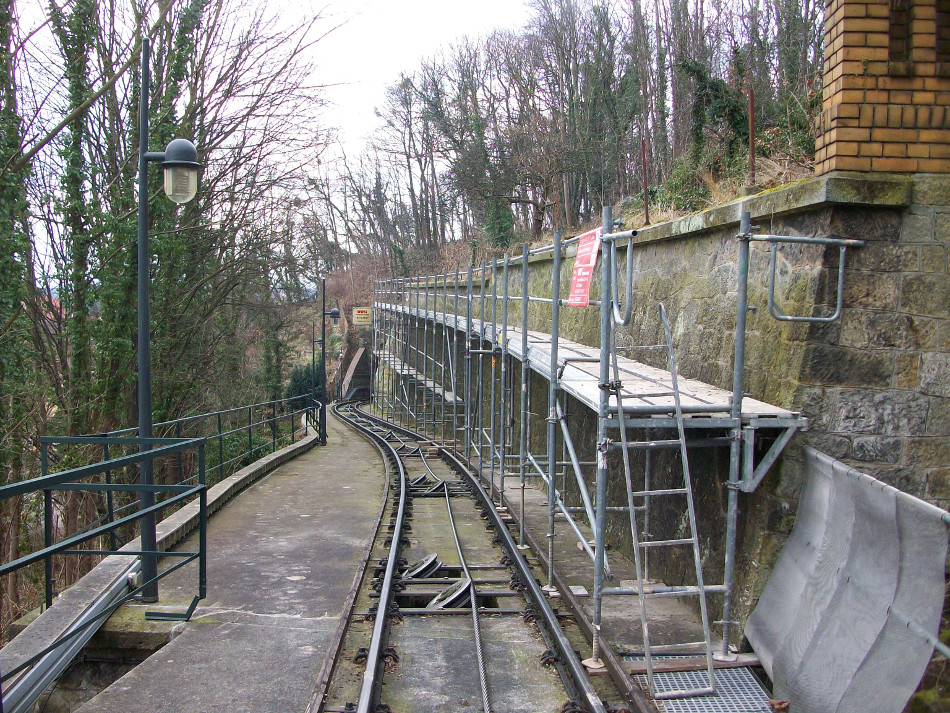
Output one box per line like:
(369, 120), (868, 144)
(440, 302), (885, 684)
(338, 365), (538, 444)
(370, 209), (861, 705)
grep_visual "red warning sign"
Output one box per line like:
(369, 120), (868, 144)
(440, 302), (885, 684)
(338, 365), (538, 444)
(567, 227), (602, 307)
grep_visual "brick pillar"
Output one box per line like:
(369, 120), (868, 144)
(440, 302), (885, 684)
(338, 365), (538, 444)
(816, 0), (950, 175)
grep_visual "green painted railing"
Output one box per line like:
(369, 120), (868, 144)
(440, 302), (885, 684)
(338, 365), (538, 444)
(103, 394), (316, 486)
(0, 434), (207, 687)
(0, 394), (320, 693)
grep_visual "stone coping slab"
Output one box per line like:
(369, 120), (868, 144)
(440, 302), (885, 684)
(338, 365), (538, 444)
(396, 172), (915, 275)
(621, 171), (913, 250)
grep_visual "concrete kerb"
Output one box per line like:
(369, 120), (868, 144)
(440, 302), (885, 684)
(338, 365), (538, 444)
(149, 428), (319, 551)
(1, 429), (319, 677)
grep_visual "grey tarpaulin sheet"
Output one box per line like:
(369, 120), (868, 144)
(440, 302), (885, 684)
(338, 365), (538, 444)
(745, 447), (947, 713)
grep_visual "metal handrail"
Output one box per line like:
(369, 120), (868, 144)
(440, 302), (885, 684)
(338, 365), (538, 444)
(89, 396), (314, 485)
(1, 395), (315, 662)
(1, 394), (323, 712)
(305, 396), (324, 432)
(0, 436), (208, 608)
(609, 233), (636, 326)
(31, 398), (315, 555)
(0, 435), (208, 706)
(105, 395), (309, 436)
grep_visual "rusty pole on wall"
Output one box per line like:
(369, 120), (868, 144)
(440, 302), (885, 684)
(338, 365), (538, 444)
(641, 137), (651, 226)
(748, 87), (756, 189)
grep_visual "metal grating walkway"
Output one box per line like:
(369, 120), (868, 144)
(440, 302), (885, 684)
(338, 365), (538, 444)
(627, 657), (772, 713)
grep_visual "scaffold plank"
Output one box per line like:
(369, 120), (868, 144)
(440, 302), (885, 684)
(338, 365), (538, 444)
(375, 303), (797, 423)
(376, 348), (462, 405)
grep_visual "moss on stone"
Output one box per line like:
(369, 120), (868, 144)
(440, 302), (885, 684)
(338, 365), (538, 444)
(906, 687), (950, 713)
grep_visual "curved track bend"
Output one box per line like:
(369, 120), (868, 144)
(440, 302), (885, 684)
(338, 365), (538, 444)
(313, 402), (623, 713)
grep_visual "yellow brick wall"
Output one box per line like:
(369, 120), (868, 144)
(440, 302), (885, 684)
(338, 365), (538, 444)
(816, 0), (950, 174)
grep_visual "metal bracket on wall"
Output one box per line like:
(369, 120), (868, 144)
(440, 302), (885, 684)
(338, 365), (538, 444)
(750, 232), (865, 324)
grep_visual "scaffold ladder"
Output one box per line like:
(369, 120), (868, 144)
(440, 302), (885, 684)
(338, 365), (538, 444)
(611, 302), (716, 700)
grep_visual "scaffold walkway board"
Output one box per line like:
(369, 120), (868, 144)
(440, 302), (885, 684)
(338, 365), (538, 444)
(375, 303), (801, 425)
(376, 348), (462, 405)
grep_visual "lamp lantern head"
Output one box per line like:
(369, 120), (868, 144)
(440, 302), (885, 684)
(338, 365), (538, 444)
(162, 138), (201, 204)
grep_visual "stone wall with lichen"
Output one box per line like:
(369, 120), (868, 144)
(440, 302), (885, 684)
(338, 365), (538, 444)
(800, 178), (950, 505)
(513, 172), (948, 642)
(392, 171), (949, 649)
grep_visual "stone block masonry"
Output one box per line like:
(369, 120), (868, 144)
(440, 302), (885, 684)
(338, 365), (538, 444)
(805, 175), (950, 507)
(504, 171), (949, 636)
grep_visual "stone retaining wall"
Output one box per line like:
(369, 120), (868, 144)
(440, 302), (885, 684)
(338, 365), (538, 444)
(485, 171), (948, 639)
(394, 171), (948, 640)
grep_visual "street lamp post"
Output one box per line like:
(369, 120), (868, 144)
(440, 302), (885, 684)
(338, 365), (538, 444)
(311, 335), (326, 437)
(311, 320), (316, 433)
(137, 37), (201, 602)
(315, 277), (339, 445)
(321, 279), (326, 444)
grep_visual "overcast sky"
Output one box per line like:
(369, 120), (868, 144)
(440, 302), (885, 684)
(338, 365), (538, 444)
(308, 0), (532, 153)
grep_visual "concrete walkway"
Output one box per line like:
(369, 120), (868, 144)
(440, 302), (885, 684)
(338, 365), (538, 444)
(77, 413), (384, 713)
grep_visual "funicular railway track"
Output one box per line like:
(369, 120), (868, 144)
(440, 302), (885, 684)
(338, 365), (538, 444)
(315, 401), (623, 713)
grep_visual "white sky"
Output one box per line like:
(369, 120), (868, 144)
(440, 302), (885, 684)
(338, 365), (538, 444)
(307, 0), (532, 153)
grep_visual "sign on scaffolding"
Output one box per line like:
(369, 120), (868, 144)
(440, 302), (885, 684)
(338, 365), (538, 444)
(567, 227), (601, 307)
(353, 307), (372, 325)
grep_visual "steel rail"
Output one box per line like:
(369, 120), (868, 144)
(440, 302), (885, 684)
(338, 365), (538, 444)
(330, 402), (408, 713)
(307, 402), (393, 713)
(442, 483), (492, 713)
(507, 492), (657, 713)
(354, 406), (610, 713)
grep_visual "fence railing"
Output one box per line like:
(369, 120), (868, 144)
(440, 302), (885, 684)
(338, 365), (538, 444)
(31, 397), (318, 562)
(0, 435), (207, 689)
(103, 395), (317, 486)
(0, 394), (322, 693)
(304, 396), (327, 442)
